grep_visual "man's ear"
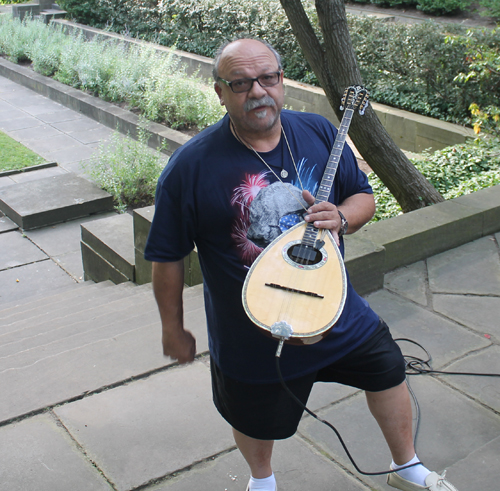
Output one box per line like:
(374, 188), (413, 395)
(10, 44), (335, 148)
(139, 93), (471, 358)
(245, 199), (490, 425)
(214, 82), (225, 106)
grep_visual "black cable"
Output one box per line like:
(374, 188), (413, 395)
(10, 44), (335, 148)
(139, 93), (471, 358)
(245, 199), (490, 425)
(274, 336), (500, 477)
(395, 338), (500, 378)
(274, 341), (422, 477)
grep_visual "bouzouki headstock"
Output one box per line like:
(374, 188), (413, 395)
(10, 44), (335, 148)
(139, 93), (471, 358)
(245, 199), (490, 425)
(340, 85), (369, 115)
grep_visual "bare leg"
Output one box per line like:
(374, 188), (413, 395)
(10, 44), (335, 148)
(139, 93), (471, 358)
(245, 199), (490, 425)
(232, 428), (274, 479)
(365, 381), (415, 465)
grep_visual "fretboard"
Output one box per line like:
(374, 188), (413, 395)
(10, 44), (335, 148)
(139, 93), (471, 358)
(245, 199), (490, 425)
(302, 108), (354, 247)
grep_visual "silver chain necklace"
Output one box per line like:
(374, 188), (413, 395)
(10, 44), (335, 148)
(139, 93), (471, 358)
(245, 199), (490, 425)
(230, 120), (305, 192)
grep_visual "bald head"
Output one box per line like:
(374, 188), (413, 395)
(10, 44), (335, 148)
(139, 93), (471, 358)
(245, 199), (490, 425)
(212, 38), (282, 82)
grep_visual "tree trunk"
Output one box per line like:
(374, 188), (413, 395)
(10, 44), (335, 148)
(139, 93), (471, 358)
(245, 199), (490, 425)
(279, 0), (444, 212)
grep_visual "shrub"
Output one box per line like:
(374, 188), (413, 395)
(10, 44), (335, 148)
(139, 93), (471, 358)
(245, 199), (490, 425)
(470, 104), (500, 137)
(479, 0), (500, 20)
(370, 136), (500, 221)
(55, 0), (106, 26)
(416, 0), (472, 14)
(0, 16), (226, 130)
(25, 22), (70, 76)
(453, 34), (500, 134)
(0, 13), (43, 62)
(369, 0), (417, 6)
(84, 127), (167, 212)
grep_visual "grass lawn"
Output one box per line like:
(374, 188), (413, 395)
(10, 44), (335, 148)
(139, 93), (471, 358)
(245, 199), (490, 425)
(0, 130), (45, 172)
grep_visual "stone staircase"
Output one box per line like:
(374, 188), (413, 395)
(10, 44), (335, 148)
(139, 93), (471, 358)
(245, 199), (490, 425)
(0, 167), (207, 426)
(0, 279), (206, 424)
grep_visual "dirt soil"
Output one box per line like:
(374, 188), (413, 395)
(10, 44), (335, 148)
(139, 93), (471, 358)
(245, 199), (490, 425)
(345, 1), (498, 29)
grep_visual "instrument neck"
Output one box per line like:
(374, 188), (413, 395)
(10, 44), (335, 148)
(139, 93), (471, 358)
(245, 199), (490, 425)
(302, 108), (354, 247)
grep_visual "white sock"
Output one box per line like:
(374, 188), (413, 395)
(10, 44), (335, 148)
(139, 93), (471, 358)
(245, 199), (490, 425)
(392, 454), (431, 487)
(248, 473), (276, 491)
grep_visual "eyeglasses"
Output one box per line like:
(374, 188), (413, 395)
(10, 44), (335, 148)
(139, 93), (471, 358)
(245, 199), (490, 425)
(218, 71), (281, 93)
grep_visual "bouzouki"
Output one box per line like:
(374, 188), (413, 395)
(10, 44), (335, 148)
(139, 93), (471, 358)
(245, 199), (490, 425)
(242, 85), (369, 345)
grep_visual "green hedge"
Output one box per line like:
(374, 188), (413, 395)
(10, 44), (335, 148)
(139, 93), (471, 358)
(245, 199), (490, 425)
(370, 136), (500, 221)
(56, 0), (499, 128)
(350, 0), (500, 17)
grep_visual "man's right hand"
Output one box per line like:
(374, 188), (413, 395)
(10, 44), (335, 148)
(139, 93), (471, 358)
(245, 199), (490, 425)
(152, 260), (196, 365)
(162, 327), (196, 364)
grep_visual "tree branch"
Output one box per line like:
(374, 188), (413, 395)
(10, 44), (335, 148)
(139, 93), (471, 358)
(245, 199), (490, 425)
(279, 0), (444, 211)
(279, 0), (329, 89)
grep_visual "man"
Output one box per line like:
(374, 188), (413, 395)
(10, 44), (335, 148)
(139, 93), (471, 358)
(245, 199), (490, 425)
(144, 38), (458, 491)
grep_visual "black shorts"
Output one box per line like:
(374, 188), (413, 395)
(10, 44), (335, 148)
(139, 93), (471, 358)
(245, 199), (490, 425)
(211, 319), (406, 440)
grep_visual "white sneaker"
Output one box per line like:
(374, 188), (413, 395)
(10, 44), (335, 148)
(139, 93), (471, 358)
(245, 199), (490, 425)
(387, 470), (458, 491)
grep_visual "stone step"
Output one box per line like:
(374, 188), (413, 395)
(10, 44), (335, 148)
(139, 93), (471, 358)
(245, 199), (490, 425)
(0, 281), (142, 333)
(0, 288), (160, 362)
(39, 9), (67, 24)
(80, 213), (135, 284)
(0, 280), (114, 323)
(0, 173), (114, 230)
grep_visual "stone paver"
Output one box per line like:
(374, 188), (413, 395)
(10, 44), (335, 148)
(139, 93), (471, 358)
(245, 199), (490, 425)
(427, 236), (500, 295)
(433, 294), (500, 340)
(0, 413), (111, 491)
(366, 289), (491, 369)
(8, 165), (68, 183)
(0, 114), (43, 131)
(24, 213), (115, 257)
(149, 436), (370, 491)
(0, 230), (48, 270)
(384, 260), (428, 306)
(443, 345), (500, 412)
(52, 249), (85, 281)
(55, 362), (233, 491)
(0, 284), (208, 422)
(0, 78), (110, 167)
(8, 123), (63, 142)
(0, 259), (77, 306)
(446, 435), (500, 489)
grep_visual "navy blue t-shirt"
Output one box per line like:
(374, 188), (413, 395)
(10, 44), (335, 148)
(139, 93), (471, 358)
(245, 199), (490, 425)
(145, 110), (380, 383)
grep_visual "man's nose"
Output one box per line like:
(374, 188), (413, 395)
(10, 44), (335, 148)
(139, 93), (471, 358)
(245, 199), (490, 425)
(247, 79), (268, 98)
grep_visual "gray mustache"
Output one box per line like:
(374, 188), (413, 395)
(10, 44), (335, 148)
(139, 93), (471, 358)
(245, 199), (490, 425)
(244, 96), (276, 112)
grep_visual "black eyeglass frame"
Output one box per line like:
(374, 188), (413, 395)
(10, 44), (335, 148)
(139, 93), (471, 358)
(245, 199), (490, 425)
(218, 71), (282, 93)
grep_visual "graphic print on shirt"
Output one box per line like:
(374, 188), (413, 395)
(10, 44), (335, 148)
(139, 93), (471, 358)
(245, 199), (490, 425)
(230, 158), (319, 267)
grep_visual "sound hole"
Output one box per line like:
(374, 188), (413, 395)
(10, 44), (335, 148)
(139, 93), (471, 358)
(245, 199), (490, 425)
(287, 244), (323, 266)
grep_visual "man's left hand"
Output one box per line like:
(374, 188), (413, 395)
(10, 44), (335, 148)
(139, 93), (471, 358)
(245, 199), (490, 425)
(302, 190), (341, 245)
